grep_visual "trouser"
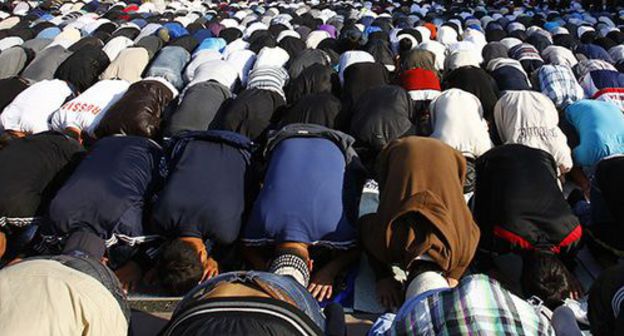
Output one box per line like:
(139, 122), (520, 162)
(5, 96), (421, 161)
(145, 46), (189, 90)
(589, 156), (624, 255)
(28, 254), (130, 323)
(464, 157), (476, 194)
(174, 271), (326, 331)
(358, 179), (379, 218)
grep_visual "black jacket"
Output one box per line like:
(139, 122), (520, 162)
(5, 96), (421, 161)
(0, 132), (83, 225)
(95, 79), (177, 139)
(280, 93), (346, 131)
(54, 45), (110, 93)
(286, 63), (338, 104)
(211, 88), (285, 142)
(349, 85), (415, 153)
(473, 144), (581, 255)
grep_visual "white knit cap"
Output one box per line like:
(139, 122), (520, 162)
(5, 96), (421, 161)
(405, 271), (449, 299)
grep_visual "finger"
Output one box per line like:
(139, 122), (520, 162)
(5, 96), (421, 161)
(312, 284), (323, 299)
(319, 286), (328, 301)
(326, 286), (333, 300)
(308, 283), (316, 292)
(312, 289), (322, 301)
(201, 269), (210, 282)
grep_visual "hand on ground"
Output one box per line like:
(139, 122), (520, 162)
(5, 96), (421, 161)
(115, 261), (143, 294)
(308, 267), (337, 301)
(201, 256), (219, 282)
(376, 277), (403, 310)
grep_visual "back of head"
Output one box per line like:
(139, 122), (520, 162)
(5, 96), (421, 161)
(0, 132), (18, 150)
(157, 239), (203, 296)
(522, 250), (574, 309)
(398, 38), (413, 56)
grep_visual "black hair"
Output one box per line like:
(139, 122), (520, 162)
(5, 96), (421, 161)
(398, 37), (413, 55)
(156, 240), (204, 296)
(0, 132), (18, 150)
(521, 250), (575, 309)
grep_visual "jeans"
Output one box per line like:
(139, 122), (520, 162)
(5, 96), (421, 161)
(176, 271), (326, 331)
(358, 179), (379, 218)
(145, 46), (190, 90)
(29, 254), (130, 323)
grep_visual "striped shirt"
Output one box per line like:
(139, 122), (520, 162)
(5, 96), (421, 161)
(246, 66), (289, 102)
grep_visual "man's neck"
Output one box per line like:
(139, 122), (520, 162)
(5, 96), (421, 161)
(179, 237), (205, 251)
(6, 130), (26, 138)
(276, 242), (310, 260)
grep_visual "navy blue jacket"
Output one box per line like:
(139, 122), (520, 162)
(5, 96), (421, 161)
(151, 131), (253, 245)
(45, 135), (163, 246)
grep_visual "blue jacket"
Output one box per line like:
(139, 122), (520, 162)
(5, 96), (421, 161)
(244, 125), (366, 248)
(162, 22), (189, 39)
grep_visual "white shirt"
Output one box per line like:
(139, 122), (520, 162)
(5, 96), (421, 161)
(187, 60), (239, 92)
(254, 46), (290, 70)
(102, 36), (134, 62)
(0, 79), (73, 134)
(430, 88), (492, 158)
(494, 91), (573, 172)
(50, 79), (130, 135)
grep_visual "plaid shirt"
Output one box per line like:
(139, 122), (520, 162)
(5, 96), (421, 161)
(370, 275), (555, 336)
(539, 65), (585, 109)
(573, 59), (616, 80)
